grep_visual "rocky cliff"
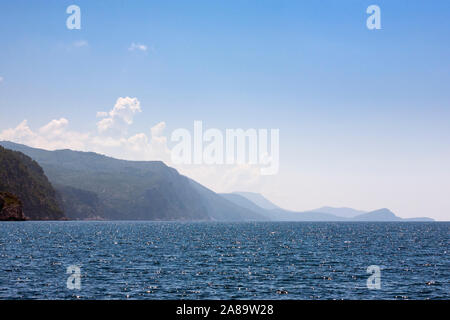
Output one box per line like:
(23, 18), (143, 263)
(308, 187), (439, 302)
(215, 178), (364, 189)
(0, 192), (27, 221)
(0, 146), (65, 220)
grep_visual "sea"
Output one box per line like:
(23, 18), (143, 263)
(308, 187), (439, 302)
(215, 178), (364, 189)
(0, 221), (448, 299)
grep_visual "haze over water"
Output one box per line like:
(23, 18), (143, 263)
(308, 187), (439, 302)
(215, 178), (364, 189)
(0, 221), (448, 299)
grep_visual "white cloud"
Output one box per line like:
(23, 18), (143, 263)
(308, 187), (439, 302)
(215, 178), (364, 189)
(0, 119), (89, 151)
(96, 97), (142, 135)
(151, 121), (166, 137)
(0, 97), (168, 161)
(39, 118), (69, 137)
(0, 76), (3, 83)
(0, 120), (36, 142)
(128, 42), (147, 52)
(0, 97), (266, 195)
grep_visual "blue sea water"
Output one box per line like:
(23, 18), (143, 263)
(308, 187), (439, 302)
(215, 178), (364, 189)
(0, 221), (448, 300)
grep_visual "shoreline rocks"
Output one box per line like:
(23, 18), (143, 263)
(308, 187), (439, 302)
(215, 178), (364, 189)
(0, 192), (27, 221)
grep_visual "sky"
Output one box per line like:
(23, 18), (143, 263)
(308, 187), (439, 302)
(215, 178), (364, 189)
(0, 0), (449, 220)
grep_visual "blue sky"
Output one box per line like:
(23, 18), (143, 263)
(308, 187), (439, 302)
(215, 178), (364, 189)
(1, 1), (449, 219)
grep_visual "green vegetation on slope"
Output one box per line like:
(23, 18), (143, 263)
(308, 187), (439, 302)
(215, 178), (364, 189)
(0, 141), (267, 221)
(0, 143), (210, 220)
(0, 146), (65, 220)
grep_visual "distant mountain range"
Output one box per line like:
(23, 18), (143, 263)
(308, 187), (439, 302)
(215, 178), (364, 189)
(223, 192), (434, 222)
(231, 192), (281, 210)
(0, 141), (435, 221)
(310, 206), (366, 218)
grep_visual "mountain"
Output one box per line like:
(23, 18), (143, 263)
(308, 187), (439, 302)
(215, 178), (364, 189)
(0, 141), (436, 222)
(265, 209), (347, 221)
(0, 141), (266, 221)
(230, 192), (434, 222)
(223, 193), (345, 221)
(311, 206), (366, 218)
(0, 146), (65, 220)
(352, 208), (401, 221)
(403, 217), (435, 222)
(233, 192), (281, 210)
(351, 208), (433, 222)
(55, 184), (107, 220)
(192, 185), (269, 221)
(221, 193), (272, 214)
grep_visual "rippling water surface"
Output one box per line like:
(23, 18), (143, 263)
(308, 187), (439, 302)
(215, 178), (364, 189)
(0, 221), (448, 299)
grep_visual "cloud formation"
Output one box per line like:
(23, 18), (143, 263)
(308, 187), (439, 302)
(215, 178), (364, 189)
(128, 42), (147, 52)
(0, 97), (156, 158)
(0, 97), (265, 194)
(97, 97), (142, 135)
(0, 119), (89, 151)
